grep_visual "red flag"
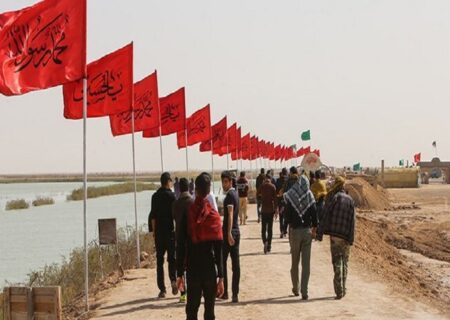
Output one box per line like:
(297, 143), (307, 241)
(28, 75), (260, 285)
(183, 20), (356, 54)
(241, 133), (251, 160)
(200, 116), (227, 155)
(63, 43), (133, 119)
(312, 149), (321, 157)
(177, 105), (211, 148)
(414, 153), (421, 163)
(142, 87), (186, 138)
(274, 145), (281, 161)
(251, 136), (260, 160)
(109, 71), (159, 136)
(231, 126), (242, 160)
(227, 123), (238, 153)
(0, 0), (86, 96)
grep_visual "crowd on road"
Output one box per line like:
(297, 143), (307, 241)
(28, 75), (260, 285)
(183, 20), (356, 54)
(148, 167), (356, 320)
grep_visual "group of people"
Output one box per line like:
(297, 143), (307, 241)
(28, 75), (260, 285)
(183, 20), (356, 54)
(149, 171), (241, 320)
(148, 167), (355, 320)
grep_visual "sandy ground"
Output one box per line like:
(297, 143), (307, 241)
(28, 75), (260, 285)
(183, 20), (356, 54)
(89, 203), (447, 320)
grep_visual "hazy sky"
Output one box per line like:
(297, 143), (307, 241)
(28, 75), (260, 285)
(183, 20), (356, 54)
(1, 0), (449, 174)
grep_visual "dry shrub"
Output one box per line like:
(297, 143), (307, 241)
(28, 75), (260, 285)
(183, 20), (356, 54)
(26, 226), (155, 307)
(32, 197), (55, 207)
(5, 199), (29, 210)
(67, 182), (158, 201)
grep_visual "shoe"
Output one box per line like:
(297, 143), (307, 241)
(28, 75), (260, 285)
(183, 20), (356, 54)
(335, 295), (343, 300)
(158, 291), (166, 299)
(232, 295), (239, 303)
(171, 281), (178, 295)
(292, 289), (299, 297)
(179, 294), (187, 303)
(280, 234), (283, 239)
(302, 295), (308, 301)
(263, 242), (268, 254)
(220, 294), (229, 300)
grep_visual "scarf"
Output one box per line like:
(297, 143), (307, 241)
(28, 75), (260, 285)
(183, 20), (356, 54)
(188, 196), (223, 244)
(325, 176), (345, 204)
(283, 175), (316, 219)
(311, 179), (327, 200)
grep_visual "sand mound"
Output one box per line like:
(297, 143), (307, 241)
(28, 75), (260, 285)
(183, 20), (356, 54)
(345, 177), (391, 210)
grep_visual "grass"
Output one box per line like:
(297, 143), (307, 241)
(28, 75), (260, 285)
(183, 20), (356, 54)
(67, 182), (158, 201)
(5, 199), (29, 210)
(32, 197), (55, 207)
(27, 226), (154, 316)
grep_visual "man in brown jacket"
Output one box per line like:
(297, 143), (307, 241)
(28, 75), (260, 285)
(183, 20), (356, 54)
(260, 175), (278, 254)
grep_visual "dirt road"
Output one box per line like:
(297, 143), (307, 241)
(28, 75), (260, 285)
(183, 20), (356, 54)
(91, 205), (446, 320)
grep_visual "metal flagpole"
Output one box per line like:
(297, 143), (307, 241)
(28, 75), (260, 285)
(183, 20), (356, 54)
(82, 78), (89, 312)
(184, 116), (189, 176)
(211, 150), (215, 193)
(158, 102), (164, 172)
(131, 110), (140, 269)
(226, 134), (230, 170)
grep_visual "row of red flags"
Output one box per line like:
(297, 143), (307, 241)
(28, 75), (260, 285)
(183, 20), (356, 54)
(0, 0), (320, 162)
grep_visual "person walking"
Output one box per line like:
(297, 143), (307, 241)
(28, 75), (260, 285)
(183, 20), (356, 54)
(256, 168), (266, 223)
(174, 177), (181, 199)
(260, 174), (278, 254)
(176, 173), (224, 320)
(236, 171), (249, 225)
(284, 174), (318, 300)
(149, 172), (178, 298)
(189, 178), (195, 196)
(317, 176), (355, 300)
(172, 178), (193, 303)
(276, 168), (289, 238)
(220, 170), (241, 303)
(310, 170), (327, 222)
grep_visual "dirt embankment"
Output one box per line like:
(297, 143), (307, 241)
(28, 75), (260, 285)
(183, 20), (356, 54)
(347, 182), (450, 314)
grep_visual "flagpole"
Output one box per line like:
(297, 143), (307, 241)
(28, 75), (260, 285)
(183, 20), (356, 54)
(184, 119), (189, 177)
(130, 110), (140, 269)
(82, 78), (89, 312)
(211, 151), (215, 193)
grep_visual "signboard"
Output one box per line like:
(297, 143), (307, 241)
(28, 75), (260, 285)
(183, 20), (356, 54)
(3, 286), (62, 320)
(98, 218), (117, 245)
(300, 152), (322, 173)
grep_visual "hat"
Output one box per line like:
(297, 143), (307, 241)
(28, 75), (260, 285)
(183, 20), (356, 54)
(160, 172), (172, 185)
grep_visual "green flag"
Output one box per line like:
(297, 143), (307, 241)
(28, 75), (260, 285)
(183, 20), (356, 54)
(353, 163), (361, 171)
(399, 159), (404, 166)
(301, 130), (311, 141)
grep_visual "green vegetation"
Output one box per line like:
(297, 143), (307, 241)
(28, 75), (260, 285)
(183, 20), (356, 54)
(5, 199), (29, 210)
(27, 226), (154, 314)
(67, 182), (158, 201)
(32, 197), (55, 207)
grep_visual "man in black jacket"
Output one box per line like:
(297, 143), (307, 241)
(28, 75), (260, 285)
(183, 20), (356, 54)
(255, 168), (266, 223)
(172, 178), (193, 303)
(149, 172), (178, 298)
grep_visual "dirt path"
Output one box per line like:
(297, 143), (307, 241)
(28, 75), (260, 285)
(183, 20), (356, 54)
(91, 205), (447, 320)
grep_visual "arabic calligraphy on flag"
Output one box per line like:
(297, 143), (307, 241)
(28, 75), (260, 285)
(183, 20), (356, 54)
(63, 43), (133, 119)
(0, 0), (86, 95)
(199, 116), (227, 155)
(177, 105), (211, 149)
(109, 71), (159, 136)
(143, 87), (186, 138)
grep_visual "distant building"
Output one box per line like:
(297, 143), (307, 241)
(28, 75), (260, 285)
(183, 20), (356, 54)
(417, 158), (450, 184)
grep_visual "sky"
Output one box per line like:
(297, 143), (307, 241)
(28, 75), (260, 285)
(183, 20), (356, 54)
(1, 0), (449, 174)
